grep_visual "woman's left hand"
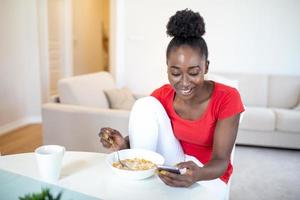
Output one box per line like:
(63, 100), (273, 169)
(158, 161), (201, 187)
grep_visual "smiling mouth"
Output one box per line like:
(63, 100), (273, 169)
(179, 88), (193, 96)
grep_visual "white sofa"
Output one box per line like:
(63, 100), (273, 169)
(42, 72), (300, 152)
(214, 72), (300, 149)
(42, 72), (238, 153)
(42, 72), (131, 153)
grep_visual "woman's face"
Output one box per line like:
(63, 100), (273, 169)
(167, 45), (208, 100)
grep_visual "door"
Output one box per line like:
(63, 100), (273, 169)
(46, 0), (110, 96)
(73, 0), (108, 75)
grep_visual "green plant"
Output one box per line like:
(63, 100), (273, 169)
(19, 188), (62, 200)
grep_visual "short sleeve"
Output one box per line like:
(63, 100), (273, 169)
(150, 87), (162, 102)
(218, 88), (245, 120)
(150, 84), (172, 103)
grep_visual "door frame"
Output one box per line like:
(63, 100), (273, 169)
(109, 0), (125, 88)
(37, 0), (50, 103)
(37, 0), (73, 102)
(63, 0), (73, 78)
(38, 0), (125, 101)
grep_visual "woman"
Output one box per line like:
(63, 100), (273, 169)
(99, 9), (244, 198)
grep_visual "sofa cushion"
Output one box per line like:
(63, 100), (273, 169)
(268, 75), (300, 108)
(273, 109), (300, 133)
(58, 72), (115, 108)
(214, 73), (268, 107)
(104, 87), (136, 110)
(240, 107), (276, 131)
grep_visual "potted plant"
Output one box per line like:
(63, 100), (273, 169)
(19, 188), (62, 200)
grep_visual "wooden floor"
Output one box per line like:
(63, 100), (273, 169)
(0, 124), (42, 156)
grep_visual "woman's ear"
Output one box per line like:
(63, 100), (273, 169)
(204, 60), (210, 74)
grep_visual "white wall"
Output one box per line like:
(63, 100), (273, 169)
(0, 0), (299, 133)
(0, 0), (42, 134)
(114, 0), (300, 94)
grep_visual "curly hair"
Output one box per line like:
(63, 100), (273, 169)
(166, 9), (208, 60)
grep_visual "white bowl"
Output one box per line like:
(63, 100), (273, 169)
(106, 149), (164, 180)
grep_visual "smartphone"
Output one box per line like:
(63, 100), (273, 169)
(157, 165), (181, 174)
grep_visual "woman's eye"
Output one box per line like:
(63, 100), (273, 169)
(189, 72), (199, 76)
(170, 70), (181, 76)
(188, 69), (201, 76)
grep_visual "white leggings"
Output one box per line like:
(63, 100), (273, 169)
(128, 96), (228, 200)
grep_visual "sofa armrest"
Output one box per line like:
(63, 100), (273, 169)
(133, 93), (148, 99)
(42, 103), (130, 153)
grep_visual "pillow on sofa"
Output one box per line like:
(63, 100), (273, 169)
(104, 87), (136, 110)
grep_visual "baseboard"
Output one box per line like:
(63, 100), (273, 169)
(0, 116), (42, 136)
(28, 116), (42, 124)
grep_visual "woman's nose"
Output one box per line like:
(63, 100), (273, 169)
(181, 74), (190, 86)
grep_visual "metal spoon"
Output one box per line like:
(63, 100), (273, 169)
(116, 151), (131, 170)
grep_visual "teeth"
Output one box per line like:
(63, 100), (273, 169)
(181, 89), (192, 95)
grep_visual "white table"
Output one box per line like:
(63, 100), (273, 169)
(0, 151), (218, 199)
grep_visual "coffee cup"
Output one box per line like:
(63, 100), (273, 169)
(35, 145), (65, 182)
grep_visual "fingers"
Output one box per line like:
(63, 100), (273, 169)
(158, 169), (186, 181)
(99, 128), (116, 142)
(177, 161), (198, 176)
(176, 161), (196, 169)
(158, 171), (192, 187)
(99, 128), (121, 138)
(99, 127), (113, 137)
(99, 127), (116, 148)
(111, 128), (121, 136)
(99, 127), (125, 151)
(158, 161), (201, 187)
(100, 137), (113, 148)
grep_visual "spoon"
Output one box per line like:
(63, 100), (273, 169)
(116, 151), (132, 170)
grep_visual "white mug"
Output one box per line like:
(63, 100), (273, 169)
(35, 145), (65, 182)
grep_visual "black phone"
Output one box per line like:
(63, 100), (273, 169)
(157, 165), (181, 174)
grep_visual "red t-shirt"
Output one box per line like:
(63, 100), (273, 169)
(151, 82), (244, 183)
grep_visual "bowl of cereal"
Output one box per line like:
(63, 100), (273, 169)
(106, 149), (164, 180)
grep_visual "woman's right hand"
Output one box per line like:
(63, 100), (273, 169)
(98, 127), (128, 151)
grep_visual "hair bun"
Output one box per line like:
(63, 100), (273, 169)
(166, 9), (205, 38)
